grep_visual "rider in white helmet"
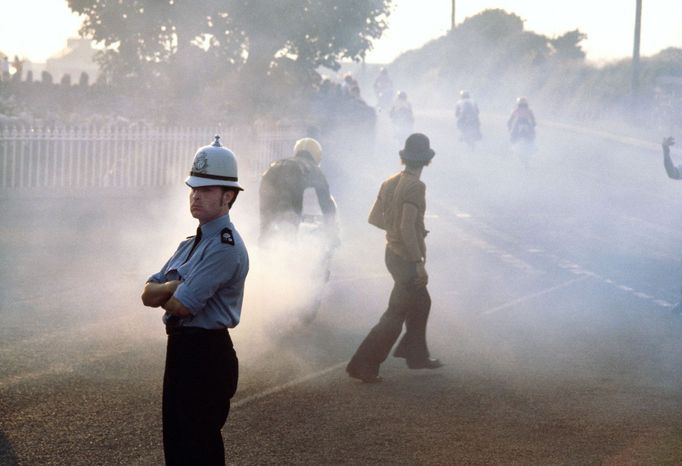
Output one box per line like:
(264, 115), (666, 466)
(259, 136), (337, 243)
(455, 90), (482, 143)
(390, 91), (415, 140)
(507, 96), (536, 142)
(373, 67), (394, 111)
(390, 91), (413, 121)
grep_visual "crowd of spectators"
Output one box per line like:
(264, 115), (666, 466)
(0, 64), (376, 135)
(309, 73), (376, 134)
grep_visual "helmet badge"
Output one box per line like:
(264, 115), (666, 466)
(193, 151), (209, 173)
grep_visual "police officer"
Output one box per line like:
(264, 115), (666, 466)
(346, 133), (442, 383)
(141, 136), (249, 465)
(258, 137), (337, 244)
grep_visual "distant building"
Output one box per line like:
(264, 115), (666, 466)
(0, 52), (10, 80)
(45, 38), (99, 84)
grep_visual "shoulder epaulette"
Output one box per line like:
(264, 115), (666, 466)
(220, 228), (235, 245)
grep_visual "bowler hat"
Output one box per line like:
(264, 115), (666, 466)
(399, 133), (435, 162)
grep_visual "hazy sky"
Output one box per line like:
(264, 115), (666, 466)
(0, 0), (680, 64)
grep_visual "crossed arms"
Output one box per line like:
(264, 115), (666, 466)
(141, 280), (192, 317)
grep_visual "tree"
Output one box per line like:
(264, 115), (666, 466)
(391, 9), (553, 88)
(68, 0), (392, 98)
(551, 30), (587, 61)
(455, 8), (524, 43)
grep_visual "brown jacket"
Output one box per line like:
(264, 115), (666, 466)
(368, 171), (427, 262)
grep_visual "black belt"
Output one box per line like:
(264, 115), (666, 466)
(166, 326), (227, 336)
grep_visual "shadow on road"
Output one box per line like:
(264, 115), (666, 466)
(0, 431), (19, 466)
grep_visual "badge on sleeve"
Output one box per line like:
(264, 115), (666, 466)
(221, 228), (235, 245)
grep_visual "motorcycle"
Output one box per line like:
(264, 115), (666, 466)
(258, 187), (338, 326)
(376, 88), (394, 113)
(457, 118), (482, 151)
(510, 118), (536, 166)
(390, 106), (414, 143)
(296, 212), (338, 323)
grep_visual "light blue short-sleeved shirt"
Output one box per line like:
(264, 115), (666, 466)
(147, 214), (249, 329)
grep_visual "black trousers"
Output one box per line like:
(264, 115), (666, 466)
(347, 248), (432, 377)
(163, 328), (238, 466)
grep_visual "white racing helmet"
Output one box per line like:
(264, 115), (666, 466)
(185, 135), (243, 191)
(293, 137), (322, 165)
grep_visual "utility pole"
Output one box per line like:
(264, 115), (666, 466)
(451, 0), (456, 31)
(631, 0), (642, 106)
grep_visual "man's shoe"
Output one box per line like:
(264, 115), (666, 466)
(393, 347), (407, 359)
(407, 358), (443, 370)
(347, 368), (383, 383)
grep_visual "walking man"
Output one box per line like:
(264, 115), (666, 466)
(141, 136), (249, 465)
(347, 133), (442, 383)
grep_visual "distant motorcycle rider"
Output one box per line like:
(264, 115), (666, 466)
(455, 90), (482, 144)
(507, 97), (536, 143)
(259, 137), (338, 243)
(373, 67), (394, 111)
(390, 91), (414, 139)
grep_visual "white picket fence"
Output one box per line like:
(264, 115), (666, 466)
(0, 125), (300, 191)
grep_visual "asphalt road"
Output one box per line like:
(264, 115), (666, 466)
(2, 111), (682, 465)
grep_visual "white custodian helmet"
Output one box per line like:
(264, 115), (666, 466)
(293, 137), (322, 165)
(185, 135), (243, 190)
